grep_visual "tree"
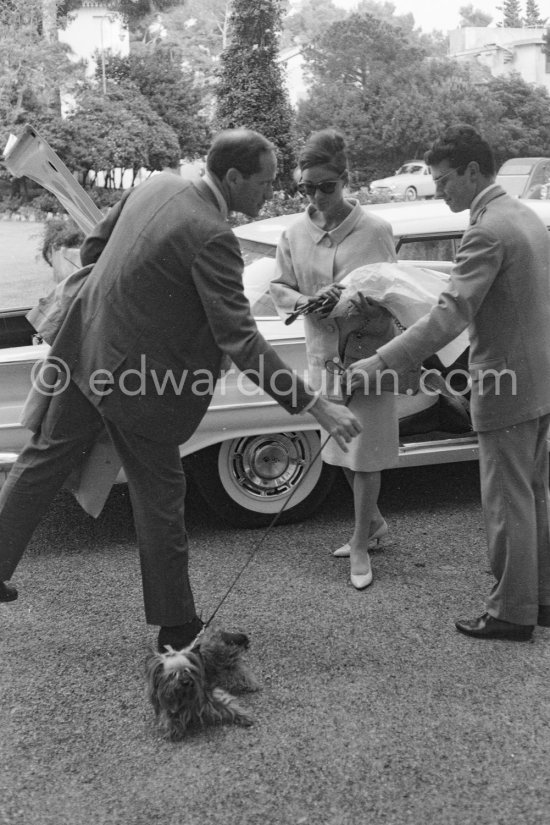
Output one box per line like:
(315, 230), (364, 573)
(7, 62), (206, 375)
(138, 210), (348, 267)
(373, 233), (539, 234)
(497, 0), (523, 27)
(297, 14), (440, 180)
(482, 73), (550, 166)
(0, 0), (84, 147)
(57, 0), (188, 28)
(459, 4), (493, 26)
(303, 13), (426, 92)
(53, 84), (181, 187)
(524, 0), (546, 27)
(103, 52), (211, 158)
(215, 0), (297, 187)
(296, 13), (505, 182)
(281, 0), (342, 48)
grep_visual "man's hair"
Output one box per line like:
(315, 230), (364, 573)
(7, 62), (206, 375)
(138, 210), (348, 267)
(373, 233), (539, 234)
(424, 124), (496, 177)
(298, 128), (348, 175)
(206, 129), (276, 179)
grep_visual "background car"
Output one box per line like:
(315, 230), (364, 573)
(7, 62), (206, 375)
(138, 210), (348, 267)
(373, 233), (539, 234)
(369, 160), (437, 201)
(495, 157), (550, 199)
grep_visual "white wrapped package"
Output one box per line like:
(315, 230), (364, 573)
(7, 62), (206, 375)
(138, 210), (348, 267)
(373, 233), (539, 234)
(335, 261), (469, 367)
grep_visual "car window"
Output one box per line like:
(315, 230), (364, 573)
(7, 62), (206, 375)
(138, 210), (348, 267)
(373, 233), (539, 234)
(239, 238), (276, 266)
(239, 241), (279, 317)
(398, 164), (424, 175)
(499, 162), (536, 175)
(530, 163), (550, 186)
(397, 235), (459, 261)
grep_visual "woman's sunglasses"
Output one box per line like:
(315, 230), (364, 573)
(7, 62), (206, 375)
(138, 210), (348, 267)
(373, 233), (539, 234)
(297, 177), (344, 196)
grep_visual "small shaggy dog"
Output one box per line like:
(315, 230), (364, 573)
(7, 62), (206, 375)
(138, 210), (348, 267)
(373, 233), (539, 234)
(145, 628), (259, 739)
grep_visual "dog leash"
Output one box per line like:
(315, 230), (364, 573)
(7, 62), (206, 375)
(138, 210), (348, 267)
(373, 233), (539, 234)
(202, 426), (335, 631)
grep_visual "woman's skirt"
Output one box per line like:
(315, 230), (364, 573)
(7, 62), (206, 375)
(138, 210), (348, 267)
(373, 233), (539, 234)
(321, 390), (399, 472)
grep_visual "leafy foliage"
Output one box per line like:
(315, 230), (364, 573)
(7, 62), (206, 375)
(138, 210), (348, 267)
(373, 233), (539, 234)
(65, 85), (181, 185)
(497, 0), (523, 27)
(57, 0), (187, 27)
(481, 73), (550, 166)
(296, 8), (550, 183)
(103, 52), (211, 157)
(297, 13), (447, 181)
(41, 216), (84, 265)
(459, 4), (493, 26)
(280, 0), (343, 48)
(524, 0), (546, 27)
(0, 0), (84, 146)
(215, 0), (297, 187)
(31, 83), (180, 189)
(303, 12), (426, 92)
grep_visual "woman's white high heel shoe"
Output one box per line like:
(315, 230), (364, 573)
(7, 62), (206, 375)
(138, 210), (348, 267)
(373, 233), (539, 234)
(350, 557), (373, 590)
(332, 520), (388, 557)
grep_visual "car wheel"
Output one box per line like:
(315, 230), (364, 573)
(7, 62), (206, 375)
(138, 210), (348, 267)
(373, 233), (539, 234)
(187, 431), (338, 528)
(404, 186), (418, 201)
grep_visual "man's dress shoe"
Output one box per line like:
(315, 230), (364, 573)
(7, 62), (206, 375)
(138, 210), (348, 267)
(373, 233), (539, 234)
(538, 605), (550, 627)
(158, 616), (204, 652)
(455, 612), (533, 641)
(0, 581), (18, 602)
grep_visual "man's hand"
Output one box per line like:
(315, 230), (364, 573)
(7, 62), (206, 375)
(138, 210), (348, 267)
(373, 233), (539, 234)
(308, 395), (362, 452)
(348, 354), (388, 394)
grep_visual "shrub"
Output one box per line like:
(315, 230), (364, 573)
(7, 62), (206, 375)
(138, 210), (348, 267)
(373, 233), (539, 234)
(41, 217), (85, 266)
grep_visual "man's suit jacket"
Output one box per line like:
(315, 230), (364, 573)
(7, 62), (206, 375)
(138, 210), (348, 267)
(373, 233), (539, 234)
(49, 173), (315, 444)
(378, 186), (550, 431)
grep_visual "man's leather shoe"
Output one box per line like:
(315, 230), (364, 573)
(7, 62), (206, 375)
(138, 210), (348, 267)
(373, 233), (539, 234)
(0, 581), (18, 602)
(158, 616), (204, 652)
(455, 612), (533, 641)
(538, 605), (550, 627)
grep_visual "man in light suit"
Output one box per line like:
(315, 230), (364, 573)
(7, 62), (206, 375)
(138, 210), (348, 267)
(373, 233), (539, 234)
(0, 129), (361, 651)
(350, 124), (550, 641)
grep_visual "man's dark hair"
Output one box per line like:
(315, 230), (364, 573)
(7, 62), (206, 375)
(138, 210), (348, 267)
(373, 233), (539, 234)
(424, 124), (496, 177)
(207, 129), (276, 179)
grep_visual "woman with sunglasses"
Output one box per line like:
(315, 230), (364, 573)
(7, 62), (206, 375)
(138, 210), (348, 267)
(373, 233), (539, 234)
(270, 129), (398, 590)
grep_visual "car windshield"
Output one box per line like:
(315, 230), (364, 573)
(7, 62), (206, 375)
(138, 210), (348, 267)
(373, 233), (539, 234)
(397, 164), (425, 175)
(498, 162), (534, 175)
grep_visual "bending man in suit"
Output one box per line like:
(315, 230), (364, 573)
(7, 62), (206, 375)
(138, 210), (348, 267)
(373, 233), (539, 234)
(349, 124), (550, 641)
(0, 129), (361, 651)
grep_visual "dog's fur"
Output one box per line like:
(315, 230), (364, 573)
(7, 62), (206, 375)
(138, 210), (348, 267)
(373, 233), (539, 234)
(145, 628), (259, 739)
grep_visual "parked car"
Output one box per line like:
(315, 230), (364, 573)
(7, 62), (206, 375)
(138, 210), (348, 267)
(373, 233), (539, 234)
(3, 131), (550, 527)
(369, 161), (437, 201)
(496, 157), (550, 199)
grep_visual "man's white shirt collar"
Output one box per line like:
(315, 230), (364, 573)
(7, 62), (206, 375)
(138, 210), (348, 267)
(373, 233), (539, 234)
(203, 172), (229, 220)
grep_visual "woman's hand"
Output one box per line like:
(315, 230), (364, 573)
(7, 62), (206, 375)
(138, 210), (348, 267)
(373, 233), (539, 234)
(310, 283), (345, 318)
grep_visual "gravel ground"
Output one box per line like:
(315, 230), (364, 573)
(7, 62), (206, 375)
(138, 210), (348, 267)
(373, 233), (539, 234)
(1, 463), (550, 825)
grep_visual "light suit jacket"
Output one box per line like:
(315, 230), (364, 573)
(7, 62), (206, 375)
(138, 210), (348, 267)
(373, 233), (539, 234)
(48, 173), (315, 444)
(378, 186), (550, 431)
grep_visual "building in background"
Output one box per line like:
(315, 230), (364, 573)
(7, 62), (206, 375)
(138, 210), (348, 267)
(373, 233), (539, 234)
(58, 1), (129, 82)
(450, 27), (550, 93)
